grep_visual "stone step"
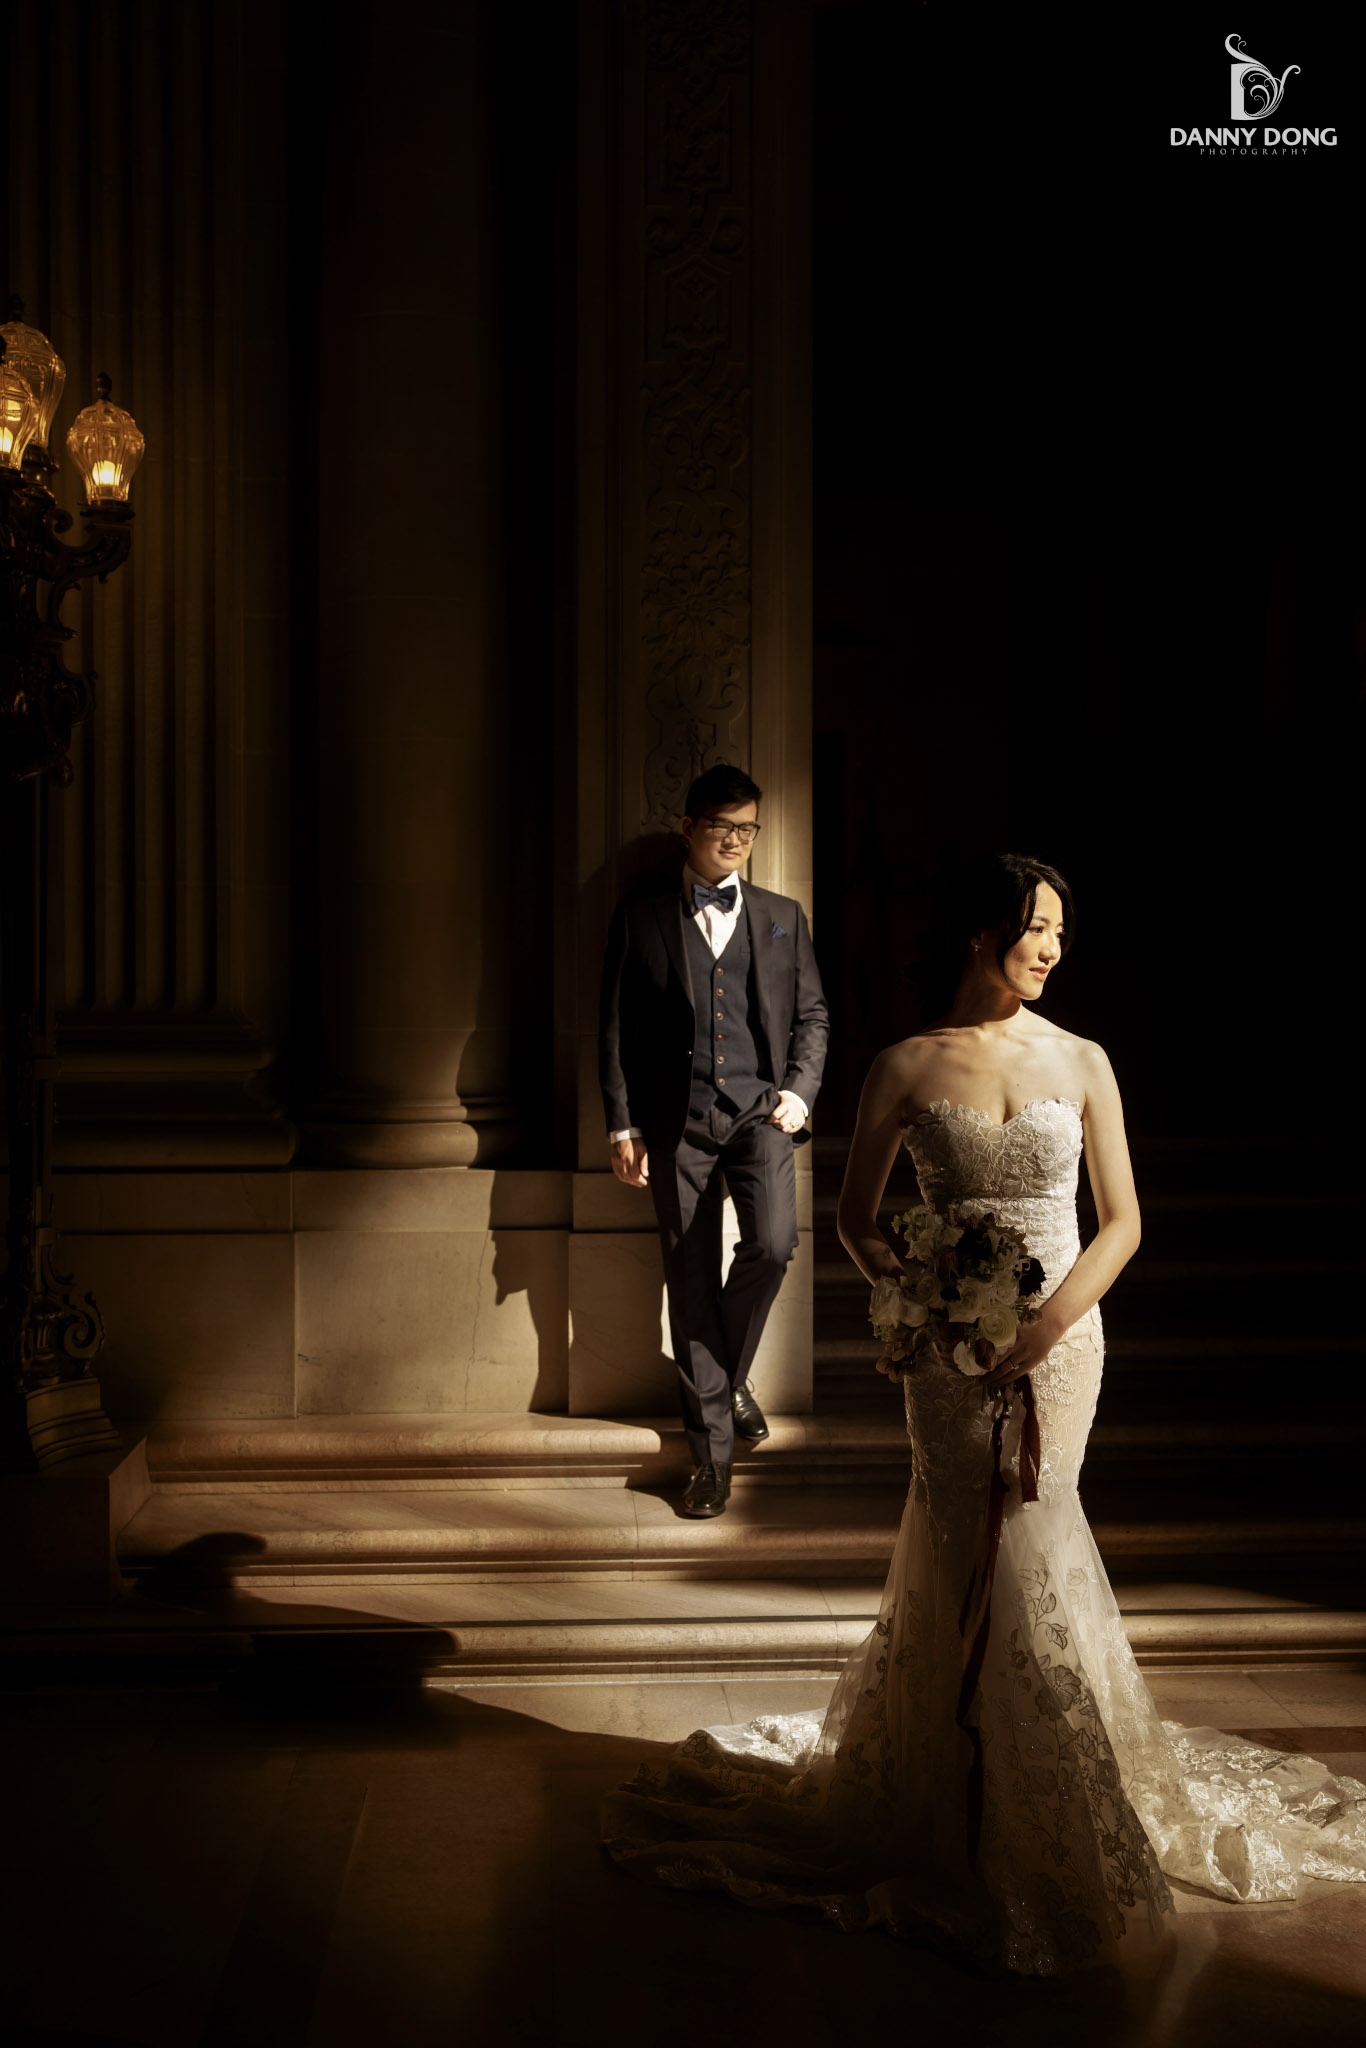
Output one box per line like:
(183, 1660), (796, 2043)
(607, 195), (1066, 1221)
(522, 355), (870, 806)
(811, 1134), (1359, 1201)
(116, 1476), (1366, 1585)
(117, 1483), (903, 1582)
(812, 1191), (1359, 1222)
(812, 1336), (1366, 1419)
(145, 1408), (1364, 1496)
(812, 1193), (1361, 1265)
(6, 1574), (1366, 1685)
(815, 1291), (1356, 1347)
(146, 1413), (911, 1491)
(815, 1334), (1365, 1370)
(814, 1258), (1358, 1291)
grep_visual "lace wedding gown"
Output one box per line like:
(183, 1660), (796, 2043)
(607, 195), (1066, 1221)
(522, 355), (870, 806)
(602, 1099), (1366, 1975)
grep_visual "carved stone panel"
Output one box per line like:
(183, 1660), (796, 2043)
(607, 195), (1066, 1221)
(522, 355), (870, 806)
(640, 0), (753, 833)
(574, 0), (813, 1176)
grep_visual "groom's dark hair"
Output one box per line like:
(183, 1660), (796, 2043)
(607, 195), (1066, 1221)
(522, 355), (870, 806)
(683, 764), (763, 817)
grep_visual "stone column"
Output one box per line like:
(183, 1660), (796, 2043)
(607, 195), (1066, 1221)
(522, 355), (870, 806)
(567, 0), (815, 1418)
(3, 0), (296, 1167)
(301, 0), (520, 1167)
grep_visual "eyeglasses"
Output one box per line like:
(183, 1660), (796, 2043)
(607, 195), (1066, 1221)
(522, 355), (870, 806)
(698, 817), (761, 844)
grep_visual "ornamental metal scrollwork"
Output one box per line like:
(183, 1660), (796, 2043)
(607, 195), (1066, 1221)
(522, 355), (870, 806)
(0, 473), (132, 785)
(2, 458), (132, 1448)
(641, 0), (753, 832)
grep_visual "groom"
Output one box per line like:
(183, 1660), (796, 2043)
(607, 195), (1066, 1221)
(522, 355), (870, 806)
(599, 766), (829, 1518)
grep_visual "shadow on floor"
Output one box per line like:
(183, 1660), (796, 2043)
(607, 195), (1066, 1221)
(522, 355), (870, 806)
(3, 1661), (1365, 2048)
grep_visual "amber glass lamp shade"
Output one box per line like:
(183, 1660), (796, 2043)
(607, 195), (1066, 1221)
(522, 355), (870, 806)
(65, 373), (145, 503)
(0, 356), (39, 470)
(0, 298), (67, 450)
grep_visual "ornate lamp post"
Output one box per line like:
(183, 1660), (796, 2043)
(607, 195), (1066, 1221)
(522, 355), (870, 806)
(0, 296), (144, 1472)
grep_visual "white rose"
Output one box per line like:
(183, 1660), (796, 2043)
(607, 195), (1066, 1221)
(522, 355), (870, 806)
(870, 1278), (931, 1332)
(987, 1269), (1020, 1306)
(869, 1277), (904, 1329)
(953, 1337), (990, 1376)
(949, 1278), (989, 1322)
(978, 1306), (1019, 1352)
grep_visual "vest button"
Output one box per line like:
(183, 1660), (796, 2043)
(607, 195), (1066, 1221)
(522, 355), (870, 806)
(717, 1078), (727, 1087)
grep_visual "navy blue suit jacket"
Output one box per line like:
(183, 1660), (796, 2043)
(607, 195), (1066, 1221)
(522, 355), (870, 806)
(598, 879), (829, 1152)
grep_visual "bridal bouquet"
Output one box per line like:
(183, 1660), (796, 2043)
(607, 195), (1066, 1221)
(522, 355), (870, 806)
(868, 1203), (1046, 1382)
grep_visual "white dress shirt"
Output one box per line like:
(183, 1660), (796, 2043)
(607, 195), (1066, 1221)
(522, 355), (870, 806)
(681, 858), (746, 959)
(608, 866), (807, 1143)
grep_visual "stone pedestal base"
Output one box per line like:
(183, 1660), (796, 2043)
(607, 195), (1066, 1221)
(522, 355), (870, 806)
(26, 1380), (125, 1468)
(302, 1096), (526, 1168)
(52, 1032), (297, 1168)
(34, 1165), (812, 1431)
(0, 1430), (149, 1602)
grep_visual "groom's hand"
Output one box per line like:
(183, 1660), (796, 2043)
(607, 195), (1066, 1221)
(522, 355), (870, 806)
(766, 1090), (807, 1135)
(611, 1136), (650, 1188)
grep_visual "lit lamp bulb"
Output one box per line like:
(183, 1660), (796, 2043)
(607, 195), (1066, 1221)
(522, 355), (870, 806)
(0, 336), (39, 471)
(0, 296), (67, 454)
(65, 372), (145, 504)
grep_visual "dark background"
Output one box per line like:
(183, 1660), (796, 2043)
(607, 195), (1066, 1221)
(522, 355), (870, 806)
(288, 1), (1364, 1150)
(808, 2), (1363, 1132)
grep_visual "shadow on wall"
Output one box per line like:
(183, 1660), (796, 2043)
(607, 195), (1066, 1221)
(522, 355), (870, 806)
(565, 1227), (676, 1423)
(488, 1221), (572, 1412)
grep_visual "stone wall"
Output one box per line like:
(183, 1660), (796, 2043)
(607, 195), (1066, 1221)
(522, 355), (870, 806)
(29, 1166), (809, 1424)
(2, 0), (817, 1433)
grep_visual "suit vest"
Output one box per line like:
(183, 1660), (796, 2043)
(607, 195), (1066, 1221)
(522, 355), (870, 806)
(682, 904), (773, 1116)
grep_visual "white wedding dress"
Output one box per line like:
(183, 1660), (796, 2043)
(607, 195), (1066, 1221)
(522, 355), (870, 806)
(602, 1099), (1366, 1975)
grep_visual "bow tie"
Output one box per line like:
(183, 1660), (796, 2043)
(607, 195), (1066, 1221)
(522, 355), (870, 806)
(691, 882), (738, 914)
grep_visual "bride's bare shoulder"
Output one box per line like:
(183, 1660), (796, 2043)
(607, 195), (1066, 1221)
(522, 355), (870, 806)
(864, 1033), (939, 1095)
(1026, 1015), (1116, 1098)
(875, 1030), (942, 1069)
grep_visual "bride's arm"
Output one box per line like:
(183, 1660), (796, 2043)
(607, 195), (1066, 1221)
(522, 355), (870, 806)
(837, 1047), (913, 1284)
(986, 1041), (1141, 1383)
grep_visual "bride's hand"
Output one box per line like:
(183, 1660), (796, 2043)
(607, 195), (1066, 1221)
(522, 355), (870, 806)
(981, 1311), (1063, 1386)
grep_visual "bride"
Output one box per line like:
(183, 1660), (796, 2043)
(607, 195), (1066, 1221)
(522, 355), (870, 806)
(602, 853), (1366, 1975)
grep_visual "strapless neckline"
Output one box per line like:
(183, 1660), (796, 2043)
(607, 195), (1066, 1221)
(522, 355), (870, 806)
(910, 1096), (1082, 1133)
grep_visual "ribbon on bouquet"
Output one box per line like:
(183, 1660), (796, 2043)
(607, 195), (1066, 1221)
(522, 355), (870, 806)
(954, 1371), (1042, 1869)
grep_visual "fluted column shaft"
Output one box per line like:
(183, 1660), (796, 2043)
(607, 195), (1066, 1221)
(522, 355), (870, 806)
(3, 0), (295, 1167)
(304, 0), (518, 1166)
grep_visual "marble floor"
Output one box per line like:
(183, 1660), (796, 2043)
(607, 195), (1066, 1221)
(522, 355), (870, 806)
(2, 1667), (1364, 2047)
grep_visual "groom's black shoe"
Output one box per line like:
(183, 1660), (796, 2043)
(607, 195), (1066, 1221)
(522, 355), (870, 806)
(731, 1380), (770, 1444)
(682, 1462), (732, 1518)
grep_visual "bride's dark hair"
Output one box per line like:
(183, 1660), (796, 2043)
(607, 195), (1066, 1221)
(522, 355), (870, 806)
(919, 853), (1075, 1014)
(954, 852), (1075, 969)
